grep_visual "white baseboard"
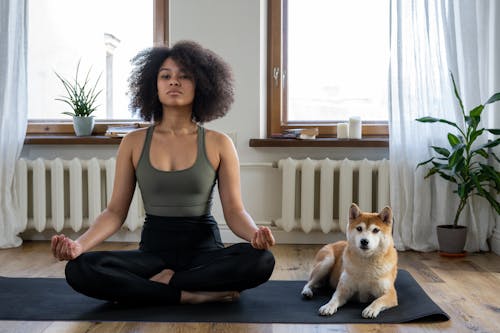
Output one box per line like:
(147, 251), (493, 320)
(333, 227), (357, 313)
(20, 225), (345, 245)
(490, 226), (500, 255)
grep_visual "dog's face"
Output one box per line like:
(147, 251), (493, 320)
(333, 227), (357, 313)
(346, 204), (393, 256)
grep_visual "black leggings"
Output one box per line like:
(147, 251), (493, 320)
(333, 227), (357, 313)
(64, 215), (275, 304)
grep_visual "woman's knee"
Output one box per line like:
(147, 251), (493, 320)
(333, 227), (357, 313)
(64, 256), (84, 290)
(255, 249), (275, 280)
(64, 253), (101, 290)
(237, 244), (275, 282)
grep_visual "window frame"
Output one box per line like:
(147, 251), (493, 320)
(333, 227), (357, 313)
(267, 0), (389, 138)
(26, 0), (169, 136)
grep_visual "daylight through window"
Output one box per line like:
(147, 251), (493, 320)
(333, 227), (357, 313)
(286, 0), (390, 123)
(268, 0), (390, 137)
(28, 0), (153, 120)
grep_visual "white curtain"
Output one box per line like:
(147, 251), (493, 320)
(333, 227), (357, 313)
(389, 0), (499, 252)
(0, 0), (28, 248)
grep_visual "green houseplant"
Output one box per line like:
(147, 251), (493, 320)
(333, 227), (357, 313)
(416, 74), (500, 254)
(55, 61), (102, 136)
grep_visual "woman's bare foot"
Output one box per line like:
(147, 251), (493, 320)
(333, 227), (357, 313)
(150, 269), (175, 285)
(150, 270), (239, 304)
(180, 291), (240, 304)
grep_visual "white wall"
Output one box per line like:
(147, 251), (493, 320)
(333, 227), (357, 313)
(21, 0), (389, 241)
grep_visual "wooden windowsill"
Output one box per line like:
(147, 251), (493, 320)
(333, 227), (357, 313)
(25, 135), (389, 147)
(24, 134), (123, 145)
(249, 137), (389, 148)
(25, 121), (150, 144)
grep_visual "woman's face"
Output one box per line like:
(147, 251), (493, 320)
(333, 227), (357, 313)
(157, 57), (195, 108)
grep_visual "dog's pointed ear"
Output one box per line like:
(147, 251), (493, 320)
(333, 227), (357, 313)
(349, 203), (361, 220)
(378, 206), (393, 225)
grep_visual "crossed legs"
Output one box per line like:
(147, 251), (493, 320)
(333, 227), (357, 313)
(65, 243), (275, 305)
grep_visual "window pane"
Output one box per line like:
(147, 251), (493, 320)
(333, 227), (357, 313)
(28, 0), (153, 120)
(287, 0), (389, 122)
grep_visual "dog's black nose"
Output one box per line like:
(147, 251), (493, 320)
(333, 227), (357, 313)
(360, 239), (369, 247)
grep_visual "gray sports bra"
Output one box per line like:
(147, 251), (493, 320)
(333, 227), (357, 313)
(135, 125), (217, 217)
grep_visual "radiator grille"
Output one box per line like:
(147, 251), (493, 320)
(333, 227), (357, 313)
(276, 158), (390, 233)
(15, 158), (144, 232)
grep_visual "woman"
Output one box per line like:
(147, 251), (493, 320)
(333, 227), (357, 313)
(51, 41), (276, 305)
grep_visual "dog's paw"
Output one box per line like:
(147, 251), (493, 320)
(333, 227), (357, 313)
(362, 304), (381, 318)
(301, 286), (314, 299)
(318, 303), (338, 316)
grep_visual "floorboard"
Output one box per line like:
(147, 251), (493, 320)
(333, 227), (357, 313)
(0, 241), (498, 333)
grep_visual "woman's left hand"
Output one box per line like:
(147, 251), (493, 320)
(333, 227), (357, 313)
(251, 226), (275, 250)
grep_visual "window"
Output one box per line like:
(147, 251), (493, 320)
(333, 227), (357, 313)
(27, 0), (168, 123)
(268, 0), (389, 137)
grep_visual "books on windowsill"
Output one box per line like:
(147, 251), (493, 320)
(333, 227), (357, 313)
(105, 124), (141, 137)
(271, 128), (319, 140)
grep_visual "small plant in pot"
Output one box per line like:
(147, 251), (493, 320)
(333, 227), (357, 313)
(55, 61), (102, 136)
(416, 74), (500, 256)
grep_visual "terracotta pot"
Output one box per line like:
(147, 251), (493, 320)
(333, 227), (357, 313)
(436, 225), (467, 255)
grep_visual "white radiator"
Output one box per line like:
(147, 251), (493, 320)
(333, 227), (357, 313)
(15, 158), (145, 233)
(276, 158), (390, 234)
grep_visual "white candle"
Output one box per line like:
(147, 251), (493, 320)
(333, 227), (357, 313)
(337, 123), (349, 139)
(348, 116), (362, 139)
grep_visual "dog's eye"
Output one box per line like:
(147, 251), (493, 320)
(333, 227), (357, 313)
(356, 226), (362, 232)
(372, 228), (380, 234)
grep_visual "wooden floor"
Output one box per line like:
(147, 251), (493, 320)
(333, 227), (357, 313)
(0, 241), (499, 333)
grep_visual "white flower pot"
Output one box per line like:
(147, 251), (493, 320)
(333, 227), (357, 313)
(73, 116), (95, 136)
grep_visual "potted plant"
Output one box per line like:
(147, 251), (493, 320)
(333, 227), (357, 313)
(55, 61), (102, 136)
(416, 74), (500, 255)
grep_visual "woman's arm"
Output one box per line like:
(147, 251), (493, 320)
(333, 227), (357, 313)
(215, 133), (275, 250)
(51, 132), (140, 260)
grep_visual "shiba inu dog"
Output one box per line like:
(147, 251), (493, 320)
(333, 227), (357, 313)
(301, 203), (398, 318)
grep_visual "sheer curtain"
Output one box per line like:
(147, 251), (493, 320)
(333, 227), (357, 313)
(389, 0), (499, 252)
(0, 0), (28, 248)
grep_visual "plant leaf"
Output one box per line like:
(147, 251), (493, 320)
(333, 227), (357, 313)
(416, 116), (439, 123)
(467, 115), (480, 130)
(457, 183), (468, 199)
(450, 73), (465, 114)
(490, 151), (500, 164)
(473, 148), (489, 159)
(416, 157), (434, 169)
(471, 173), (487, 196)
(54, 61), (101, 117)
(416, 117), (461, 131)
(424, 168), (439, 179)
(477, 138), (500, 150)
(431, 161), (449, 169)
(469, 105), (484, 118)
(448, 145), (465, 170)
(431, 146), (450, 157)
(452, 158), (465, 176)
(475, 189), (500, 215)
(486, 128), (500, 135)
(469, 128), (484, 144)
(437, 172), (456, 183)
(485, 92), (500, 105)
(479, 163), (500, 186)
(448, 133), (460, 147)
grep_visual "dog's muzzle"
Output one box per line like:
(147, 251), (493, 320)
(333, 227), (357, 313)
(360, 238), (369, 250)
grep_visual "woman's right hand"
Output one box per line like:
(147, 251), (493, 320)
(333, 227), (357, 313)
(51, 234), (83, 261)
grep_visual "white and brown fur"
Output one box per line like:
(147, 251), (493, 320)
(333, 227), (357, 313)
(301, 203), (398, 318)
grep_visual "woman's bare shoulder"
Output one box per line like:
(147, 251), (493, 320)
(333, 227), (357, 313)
(120, 127), (149, 146)
(205, 128), (234, 147)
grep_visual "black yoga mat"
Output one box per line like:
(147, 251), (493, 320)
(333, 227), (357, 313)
(0, 269), (448, 324)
